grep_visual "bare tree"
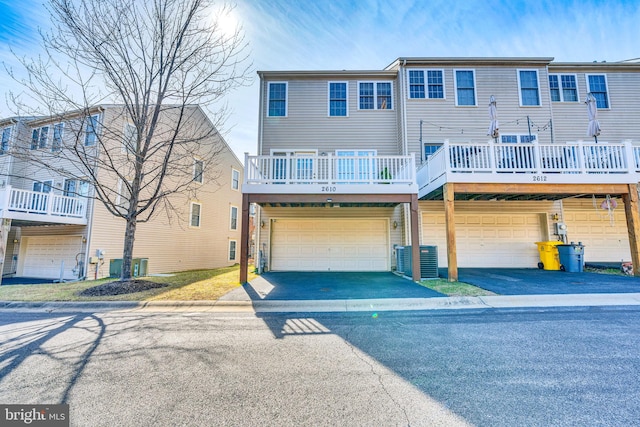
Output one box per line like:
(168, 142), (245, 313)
(5, 0), (251, 280)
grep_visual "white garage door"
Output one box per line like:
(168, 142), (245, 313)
(563, 209), (630, 262)
(21, 236), (83, 279)
(422, 213), (544, 268)
(270, 219), (389, 271)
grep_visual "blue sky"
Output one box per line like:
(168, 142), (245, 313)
(1, 0), (639, 158)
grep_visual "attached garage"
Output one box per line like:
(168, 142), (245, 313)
(19, 235), (84, 280)
(422, 212), (546, 268)
(270, 218), (389, 271)
(563, 206), (630, 263)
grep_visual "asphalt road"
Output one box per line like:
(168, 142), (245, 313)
(1, 307), (639, 426)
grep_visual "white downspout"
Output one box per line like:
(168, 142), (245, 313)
(400, 60), (413, 246)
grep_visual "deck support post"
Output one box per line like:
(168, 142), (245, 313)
(623, 184), (640, 277)
(443, 183), (458, 282)
(410, 194), (420, 282)
(239, 193), (250, 284)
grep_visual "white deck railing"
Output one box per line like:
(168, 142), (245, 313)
(0, 185), (87, 221)
(418, 139), (640, 191)
(245, 153), (416, 186)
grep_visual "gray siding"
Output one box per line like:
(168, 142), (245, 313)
(549, 68), (640, 143)
(404, 65), (554, 162)
(261, 77), (401, 155)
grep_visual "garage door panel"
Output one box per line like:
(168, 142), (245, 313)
(422, 212), (543, 268)
(22, 236), (83, 279)
(271, 219), (388, 272)
(563, 210), (629, 262)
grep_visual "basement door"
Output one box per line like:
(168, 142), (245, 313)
(422, 212), (545, 268)
(270, 218), (389, 271)
(20, 235), (83, 279)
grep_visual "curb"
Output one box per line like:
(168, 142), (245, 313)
(2, 293), (640, 313)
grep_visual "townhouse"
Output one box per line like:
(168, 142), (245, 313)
(240, 57), (640, 283)
(0, 105), (243, 282)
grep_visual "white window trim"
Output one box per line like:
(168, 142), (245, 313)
(189, 201), (202, 228)
(453, 69), (477, 107)
(228, 240), (238, 262)
(231, 168), (240, 191)
(335, 149), (378, 156)
(406, 69), (446, 100)
(267, 81), (288, 117)
(357, 81), (394, 111)
(229, 205), (238, 231)
(269, 149), (318, 156)
(517, 69), (541, 107)
(585, 73), (611, 109)
(327, 81), (349, 117)
(423, 142), (444, 162)
(193, 158), (204, 184)
(548, 73), (580, 103)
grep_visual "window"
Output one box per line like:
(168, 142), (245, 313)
(408, 70), (425, 99)
(423, 143), (443, 161)
(231, 168), (239, 190)
(228, 240), (237, 261)
(1, 127), (10, 155)
(408, 70), (444, 99)
(358, 82), (392, 110)
(122, 123), (137, 154)
(64, 179), (89, 197)
(454, 70), (476, 106)
(328, 82), (348, 116)
(52, 123), (64, 152)
(116, 178), (132, 213)
(587, 74), (609, 108)
(30, 126), (49, 150)
(501, 134), (537, 144)
(518, 70), (540, 106)
(230, 206), (238, 230)
(33, 180), (53, 193)
(190, 202), (201, 227)
(549, 74), (578, 102)
(267, 82), (287, 117)
(84, 114), (100, 146)
(336, 150), (376, 182)
(193, 159), (203, 183)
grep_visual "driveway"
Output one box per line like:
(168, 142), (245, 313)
(452, 268), (640, 295)
(222, 271), (445, 301)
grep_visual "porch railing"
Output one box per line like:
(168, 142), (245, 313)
(0, 185), (87, 219)
(245, 153), (416, 185)
(418, 139), (640, 186)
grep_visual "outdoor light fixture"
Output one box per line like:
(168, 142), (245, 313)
(326, 198), (332, 203)
(551, 213), (560, 221)
(393, 221), (398, 229)
(13, 239), (19, 244)
(260, 220), (265, 228)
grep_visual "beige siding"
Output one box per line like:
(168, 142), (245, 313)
(261, 76), (401, 155)
(87, 108), (243, 278)
(405, 65), (554, 161)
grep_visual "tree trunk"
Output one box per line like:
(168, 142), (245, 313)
(121, 217), (137, 281)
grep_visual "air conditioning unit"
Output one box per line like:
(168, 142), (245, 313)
(403, 245), (438, 279)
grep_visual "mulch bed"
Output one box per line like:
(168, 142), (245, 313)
(78, 280), (169, 296)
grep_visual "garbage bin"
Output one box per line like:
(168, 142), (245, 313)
(535, 241), (562, 270)
(557, 242), (585, 272)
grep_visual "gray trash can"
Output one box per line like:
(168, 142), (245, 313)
(557, 242), (585, 272)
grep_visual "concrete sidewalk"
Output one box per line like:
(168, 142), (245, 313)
(3, 292), (640, 313)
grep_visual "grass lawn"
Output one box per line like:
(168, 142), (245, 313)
(0, 265), (256, 302)
(418, 278), (496, 297)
